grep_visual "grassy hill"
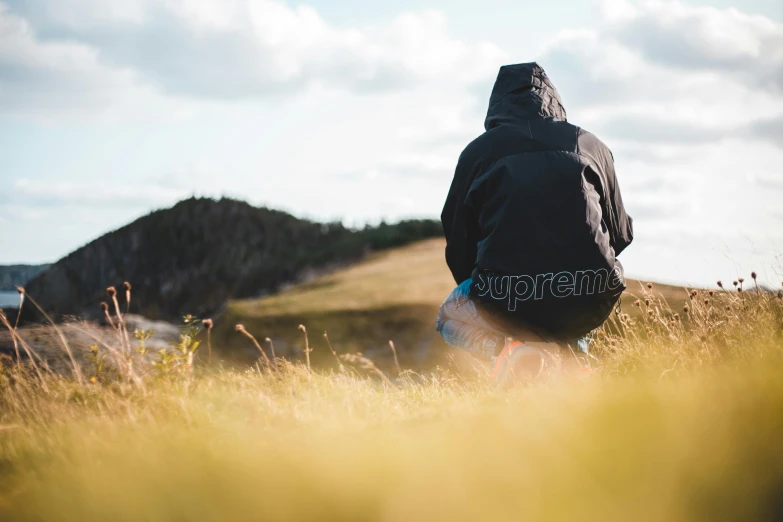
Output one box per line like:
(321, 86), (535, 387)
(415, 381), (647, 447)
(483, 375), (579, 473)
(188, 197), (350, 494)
(214, 238), (689, 368)
(18, 197), (442, 324)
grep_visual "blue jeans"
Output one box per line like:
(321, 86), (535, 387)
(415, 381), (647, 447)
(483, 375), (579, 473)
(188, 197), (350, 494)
(435, 278), (591, 359)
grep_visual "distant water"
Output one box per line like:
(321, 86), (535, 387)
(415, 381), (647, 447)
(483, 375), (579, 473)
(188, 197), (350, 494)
(0, 291), (20, 309)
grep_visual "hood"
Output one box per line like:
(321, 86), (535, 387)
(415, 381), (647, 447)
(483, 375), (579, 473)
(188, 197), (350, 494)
(484, 62), (567, 131)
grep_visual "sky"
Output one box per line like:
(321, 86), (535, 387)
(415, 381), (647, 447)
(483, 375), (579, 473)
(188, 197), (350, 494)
(0, 0), (782, 288)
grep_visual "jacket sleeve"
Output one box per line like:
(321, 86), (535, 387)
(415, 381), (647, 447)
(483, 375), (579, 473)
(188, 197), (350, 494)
(586, 156), (633, 256)
(604, 153), (633, 256)
(441, 157), (479, 284)
(579, 130), (634, 257)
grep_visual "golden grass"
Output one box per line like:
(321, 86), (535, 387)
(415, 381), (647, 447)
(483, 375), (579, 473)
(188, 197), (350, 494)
(231, 238), (687, 316)
(215, 239), (691, 366)
(1, 353), (782, 521)
(0, 242), (781, 521)
(236, 239), (456, 315)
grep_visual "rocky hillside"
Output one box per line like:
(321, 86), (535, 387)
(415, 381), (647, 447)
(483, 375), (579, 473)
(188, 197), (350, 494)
(0, 264), (50, 291)
(20, 197), (441, 322)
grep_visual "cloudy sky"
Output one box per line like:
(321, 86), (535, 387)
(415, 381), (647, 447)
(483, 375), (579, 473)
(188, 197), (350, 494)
(0, 0), (781, 287)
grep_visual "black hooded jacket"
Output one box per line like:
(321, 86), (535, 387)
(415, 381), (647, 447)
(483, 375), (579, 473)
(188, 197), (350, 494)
(441, 63), (633, 339)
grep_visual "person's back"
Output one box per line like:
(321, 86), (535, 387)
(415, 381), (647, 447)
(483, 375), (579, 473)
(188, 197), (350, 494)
(437, 62), (633, 370)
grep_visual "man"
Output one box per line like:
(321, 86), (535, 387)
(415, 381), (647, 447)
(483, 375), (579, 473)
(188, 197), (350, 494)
(436, 62), (633, 384)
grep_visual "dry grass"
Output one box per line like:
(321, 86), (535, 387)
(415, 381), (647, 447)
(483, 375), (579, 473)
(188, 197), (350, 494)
(230, 239), (687, 316)
(215, 239), (689, 367)
(0, 243), (781, 521)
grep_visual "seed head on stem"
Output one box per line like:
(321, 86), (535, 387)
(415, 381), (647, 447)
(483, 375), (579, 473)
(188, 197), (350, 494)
(13, 287), (24, 337)
(299, 324), (311, 381)
(203, 318), (213, 364)
(750, 272), (760, 293)
(107, 286), (129, 351)
(100, 302), (116, 330)
(235, 324), (271, 368)
(123, 281), (132, 314)
(388, 340), (401, 375)
(323, 331), (343, 370)
(264, 337), (278, 371)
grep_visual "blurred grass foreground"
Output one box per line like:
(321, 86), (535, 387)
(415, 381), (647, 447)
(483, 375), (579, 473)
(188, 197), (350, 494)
(1, 243), (782, 521)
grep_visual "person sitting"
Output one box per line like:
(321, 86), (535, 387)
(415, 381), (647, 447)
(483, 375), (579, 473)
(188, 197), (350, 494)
(437, 62), (633, 385)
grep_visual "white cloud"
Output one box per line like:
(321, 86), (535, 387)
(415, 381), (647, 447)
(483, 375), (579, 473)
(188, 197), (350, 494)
(0, 0), (506, 113)
(540, 0), (783, 148)
(0, 5), (116, 110)
(0, 3), (183, 122)
(757, 173), (783, 191)
(13, 0), (148, 29)
(604, 0), (783, 92)
(10, 178), (191, 207)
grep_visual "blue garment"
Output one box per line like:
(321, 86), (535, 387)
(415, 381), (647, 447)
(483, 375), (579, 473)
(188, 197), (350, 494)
(436, 278), (504, 359)
(436, 278), (590, 359)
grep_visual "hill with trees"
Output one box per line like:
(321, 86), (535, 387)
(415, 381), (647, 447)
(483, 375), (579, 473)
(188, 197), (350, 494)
(0, 264), (50, 292)
(20, 197), (441, 322)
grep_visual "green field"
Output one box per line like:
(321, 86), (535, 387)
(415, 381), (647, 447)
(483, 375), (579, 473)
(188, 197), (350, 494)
(1, 240), (781, 521)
